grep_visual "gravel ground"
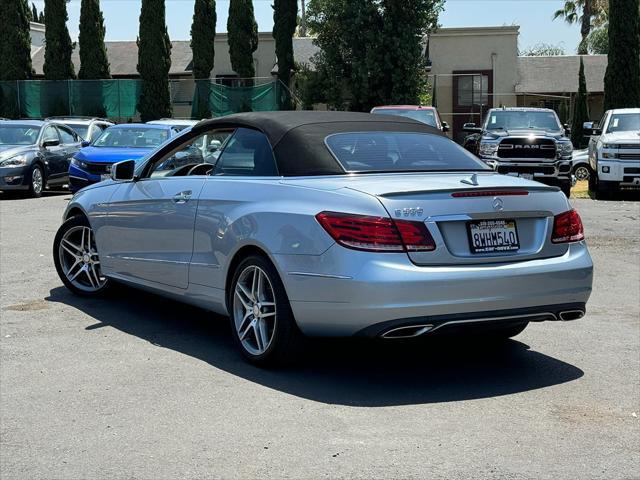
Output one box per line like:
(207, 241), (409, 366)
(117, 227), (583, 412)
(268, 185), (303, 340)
(1, 191), (639, 480)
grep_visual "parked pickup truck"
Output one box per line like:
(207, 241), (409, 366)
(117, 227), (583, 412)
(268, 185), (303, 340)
(584, 108), (640, 199)
(463, 107), (574, 197)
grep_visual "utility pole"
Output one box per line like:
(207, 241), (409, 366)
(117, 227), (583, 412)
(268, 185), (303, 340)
(299, 0), (306, 37)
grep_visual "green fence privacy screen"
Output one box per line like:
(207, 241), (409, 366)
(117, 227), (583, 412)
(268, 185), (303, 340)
(0, 79), (289, 120)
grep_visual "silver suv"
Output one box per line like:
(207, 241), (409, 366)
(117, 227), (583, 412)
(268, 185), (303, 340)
(46, 117), (114, 144)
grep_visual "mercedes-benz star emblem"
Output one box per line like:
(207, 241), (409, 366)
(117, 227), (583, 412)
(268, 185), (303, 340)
(492, 197), (504, 211)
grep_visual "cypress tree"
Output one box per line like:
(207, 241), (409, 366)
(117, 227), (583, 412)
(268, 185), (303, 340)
(273, 0), (297, 109)
(604, 0), (640, 109)
(571, 57), (590, 149)
(31, 3), (37, 21)
(0, 0), (33, 81)
(227, 0), (258, 81)
(190, 0), (216, 118)
(78, 0), (110, 79)
(43, 0), (75, 79)
(136, 0), (172, 121)
(39, 11), (45, 23)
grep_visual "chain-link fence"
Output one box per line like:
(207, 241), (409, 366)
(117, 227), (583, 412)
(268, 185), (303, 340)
(0, 78), (292, 121)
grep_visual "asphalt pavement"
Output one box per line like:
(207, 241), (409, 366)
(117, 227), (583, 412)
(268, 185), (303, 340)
(1, 191), (638, 479)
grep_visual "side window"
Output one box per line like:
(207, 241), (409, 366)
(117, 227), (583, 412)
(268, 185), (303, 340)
(41, 126), (59, 144)
(57, 126), (78, 144)
(213, 128), (278, 176)
(149, 129), (232, 178)
(90, 124), (105, 142)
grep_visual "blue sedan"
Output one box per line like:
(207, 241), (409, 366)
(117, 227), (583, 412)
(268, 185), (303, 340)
(68, 123), (180, 192)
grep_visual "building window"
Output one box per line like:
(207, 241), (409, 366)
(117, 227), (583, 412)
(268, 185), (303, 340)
(457, 74), (489, 106)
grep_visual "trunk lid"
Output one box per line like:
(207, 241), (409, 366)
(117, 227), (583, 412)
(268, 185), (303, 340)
(341, 172), (569, 265)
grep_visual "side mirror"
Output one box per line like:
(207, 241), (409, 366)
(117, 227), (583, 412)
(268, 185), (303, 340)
(563, 123), (571, 135)
(583, 122), (602, 136)
(42, 139), (60, 148)
(441, 121), (450, 133)
(110, 159), (136, 182)
(463, 123), (482, 133)
(81, 140), (90, 147)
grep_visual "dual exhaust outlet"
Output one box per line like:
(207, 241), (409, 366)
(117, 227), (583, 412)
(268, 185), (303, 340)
(380, 309), (585, 339)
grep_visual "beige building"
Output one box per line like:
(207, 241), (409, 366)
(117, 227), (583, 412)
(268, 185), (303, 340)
(428, 26), (607, 142)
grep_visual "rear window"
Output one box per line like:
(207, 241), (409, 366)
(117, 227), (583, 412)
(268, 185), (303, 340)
(325, 132), (489, 173)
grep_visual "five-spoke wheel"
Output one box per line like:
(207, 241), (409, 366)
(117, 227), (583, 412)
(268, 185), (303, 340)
(53, 216), (111, 296)
(229, 255), (303, 366)
(233, 265), (277, 356)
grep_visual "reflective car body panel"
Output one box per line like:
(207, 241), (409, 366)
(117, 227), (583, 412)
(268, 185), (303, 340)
(60, 112), (593, 337)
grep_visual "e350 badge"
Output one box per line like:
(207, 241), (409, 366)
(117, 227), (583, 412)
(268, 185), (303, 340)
(394, 207), (424, 217)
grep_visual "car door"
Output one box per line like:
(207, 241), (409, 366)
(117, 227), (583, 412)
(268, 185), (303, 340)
(39, 125), (67, 182)
(55, 125), (81, 183)
(101, 129), (230, 289)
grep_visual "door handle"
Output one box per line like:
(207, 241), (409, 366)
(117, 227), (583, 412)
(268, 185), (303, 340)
(173, 190), (192, 203)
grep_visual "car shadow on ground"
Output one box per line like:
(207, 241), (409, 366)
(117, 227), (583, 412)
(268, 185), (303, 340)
(46, 285), (584, 407)
(0, 190), (71, 201)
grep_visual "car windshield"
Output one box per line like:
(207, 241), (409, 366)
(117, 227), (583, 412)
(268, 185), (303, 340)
(485, 111), (562, 132)
(606, 113), (640, 133)
(0, 125), (41, 145)
(371, 109), (438, 128)
(64, 123), (89, 140)
(93, 127), (169, 148)
(325, 132), (489, 173)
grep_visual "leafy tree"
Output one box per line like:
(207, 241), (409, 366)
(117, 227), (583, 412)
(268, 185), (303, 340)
(604, 0), (640, 109)
(273, 0), (297, 109)
(43, 0), (75, 79)
(227, 0), (258, 81)
(571, 57), (589, 149)
(520, 42), (566, 56)
(78, 0), (110, 79)
(553, 0), (601, 54)
(0, 0), (33, 80)
(137, 0), (172, 121)
(190, 0), (216, 118)
(306, 0), (442, 111)
(586, 25), (608, 53)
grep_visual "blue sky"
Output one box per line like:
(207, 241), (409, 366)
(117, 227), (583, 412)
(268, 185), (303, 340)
(33, 0), (583, 54)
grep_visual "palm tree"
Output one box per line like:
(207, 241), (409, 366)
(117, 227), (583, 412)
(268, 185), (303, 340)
(553, 0), (601, 54)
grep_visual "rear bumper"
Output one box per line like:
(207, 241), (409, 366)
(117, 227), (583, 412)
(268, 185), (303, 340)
(277, 242), (593, 337)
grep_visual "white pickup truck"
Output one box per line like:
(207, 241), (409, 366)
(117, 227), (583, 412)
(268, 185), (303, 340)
(584, 108), (640, 199)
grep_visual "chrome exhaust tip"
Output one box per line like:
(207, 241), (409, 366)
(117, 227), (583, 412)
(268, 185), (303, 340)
(558, 310), (585, 321)
(381, 324), (434, 339)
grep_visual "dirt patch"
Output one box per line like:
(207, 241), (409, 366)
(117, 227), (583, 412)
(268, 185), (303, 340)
(3, 299), (50, 312)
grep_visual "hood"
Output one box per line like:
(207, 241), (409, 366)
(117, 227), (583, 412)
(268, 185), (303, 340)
(282, 172), (554, 196)
(483, 129), (565, 140)
(75, 146), (152, 163)
(600, 131), (640, 144)
(0, 145), (35, 159)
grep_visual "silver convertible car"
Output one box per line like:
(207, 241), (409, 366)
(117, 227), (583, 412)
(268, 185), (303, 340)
(53, 112), (593, 365)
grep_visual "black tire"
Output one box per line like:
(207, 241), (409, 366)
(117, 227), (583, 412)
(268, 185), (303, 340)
(53, 215), (112, 297)
(484, 321), (529, 339)
(560, 180), (572, 198)
(28, 164), (44, 198)
(228, 254), (304, 367)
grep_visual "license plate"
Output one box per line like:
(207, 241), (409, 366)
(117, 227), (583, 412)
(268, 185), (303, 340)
(467, 219), (520, 253)
(100, 174), (110, 182)
(520, 173), (534, 180)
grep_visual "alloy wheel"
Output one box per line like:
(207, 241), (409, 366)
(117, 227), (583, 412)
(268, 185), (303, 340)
(233, 265), (277, 356)
(58, 225), (107, 292)
(574, 166), (590, 181)
(32, 167), (43, 195)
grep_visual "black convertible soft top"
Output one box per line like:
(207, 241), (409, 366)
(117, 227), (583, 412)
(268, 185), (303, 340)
(193, 111), (444, 176)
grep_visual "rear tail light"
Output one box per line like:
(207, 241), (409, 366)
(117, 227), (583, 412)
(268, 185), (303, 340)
(316, 212), (436, 253)
(551, 209), (584, 243)
(451, 190), (529, 198)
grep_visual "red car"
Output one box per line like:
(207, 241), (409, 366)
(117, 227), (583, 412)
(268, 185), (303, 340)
(370, 105), (449, 132)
